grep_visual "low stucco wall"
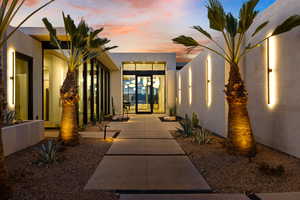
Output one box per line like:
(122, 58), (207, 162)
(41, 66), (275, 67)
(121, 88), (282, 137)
(2, 120), (45, 156)
(176, 0), (300, 158)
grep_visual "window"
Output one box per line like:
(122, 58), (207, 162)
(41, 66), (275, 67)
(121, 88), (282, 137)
(123, 63), (135, 71)
(153, 63), (165, 71)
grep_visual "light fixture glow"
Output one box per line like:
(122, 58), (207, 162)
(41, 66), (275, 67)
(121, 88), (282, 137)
(178, 73), (182, 104)
(266, 36), (277, 108)
(206, 55), (212, 107)
(188, 66), (192, 105)
(7, 48), (15, 110)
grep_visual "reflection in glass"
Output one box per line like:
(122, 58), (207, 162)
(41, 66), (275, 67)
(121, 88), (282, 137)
(137, 76), (151, 112)
(15, 58), (29, 120)
(123, 75), (136, 113)
(153, 75), (165, 113)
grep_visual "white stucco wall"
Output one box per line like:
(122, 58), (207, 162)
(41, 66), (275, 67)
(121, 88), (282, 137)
(6, 27), (43, 120)
(110, 53), (176, 114)
(176, 0), (300, 157)
(244, 0), (300, 158)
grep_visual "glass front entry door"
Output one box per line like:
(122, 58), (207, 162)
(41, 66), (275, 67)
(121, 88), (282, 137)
(137, 76), (152, 113)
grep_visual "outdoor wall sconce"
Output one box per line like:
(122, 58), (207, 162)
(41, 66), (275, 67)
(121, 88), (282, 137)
(178, 73), (182, 104)
(188, 66), (192, 105)
(266, 36), (276, 107)
(7, 48), (15, 109)
(206, 55), (212, 107)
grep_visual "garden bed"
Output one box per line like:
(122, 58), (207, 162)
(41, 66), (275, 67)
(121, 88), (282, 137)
(158, 116), (181, 122)
(6, 138), (118, 200)
(171, 131), (300, 193)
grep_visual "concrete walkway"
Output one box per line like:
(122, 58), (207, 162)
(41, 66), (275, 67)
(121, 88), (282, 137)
(85, 115), (210, 192)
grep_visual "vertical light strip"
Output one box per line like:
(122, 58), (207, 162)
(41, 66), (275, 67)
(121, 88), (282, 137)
(267, 36), (276, 107)
(188, 66), (192, 105)
(178, 73), (182, 104)
(7, 48), (15, 109)
(206, 55), (212, 107)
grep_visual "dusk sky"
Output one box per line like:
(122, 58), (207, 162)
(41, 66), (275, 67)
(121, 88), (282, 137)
(13, 0), (276, 62)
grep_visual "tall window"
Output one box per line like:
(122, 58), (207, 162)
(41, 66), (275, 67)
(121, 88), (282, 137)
(188, 66), (192, 105)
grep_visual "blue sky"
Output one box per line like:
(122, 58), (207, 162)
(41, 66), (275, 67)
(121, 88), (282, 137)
(14, 0), (276, 61)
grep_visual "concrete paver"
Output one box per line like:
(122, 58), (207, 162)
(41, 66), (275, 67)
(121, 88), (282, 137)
(257, 192), (300, 200)
(85, 156), (210, 191)
(120, 194), (249, 200)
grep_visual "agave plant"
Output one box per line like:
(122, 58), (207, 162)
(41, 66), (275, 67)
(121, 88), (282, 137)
(177, 114), (193, 137)
(42, 13), (117, 145)
(2, 110), (15, 126)
(0, 1), (54, 198)
(36, 140), (59, 165)
(173, 0), (300, 156)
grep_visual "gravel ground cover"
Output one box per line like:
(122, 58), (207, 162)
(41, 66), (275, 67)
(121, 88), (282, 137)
(6, 138), (118, 200)
(171, 131), (300, 193)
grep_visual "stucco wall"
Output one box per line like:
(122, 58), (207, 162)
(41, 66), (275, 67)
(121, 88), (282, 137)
(176, 0), (300, 158)
(176, 42), (227, 137)
(6, 27), (43, 120)
(244, 0), (300, 158)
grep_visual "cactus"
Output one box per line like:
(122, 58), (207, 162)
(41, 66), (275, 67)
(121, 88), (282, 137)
(36, 140), (60, 165)
(193, 127), (212, 145)
(192, 112), (199, 128)
(2, 110), (16, 126)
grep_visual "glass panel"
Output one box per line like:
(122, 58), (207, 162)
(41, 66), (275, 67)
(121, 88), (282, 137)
(15, 58), (29, 120)
(43, 51), (68, 128)
(137, 76), (151, 112)
(136, 63), (152, 71)
(153, 63), (165, 71)
(153, 75), (165, 113)
(123, 75), (136, 113)
(123, 63), (135, 71)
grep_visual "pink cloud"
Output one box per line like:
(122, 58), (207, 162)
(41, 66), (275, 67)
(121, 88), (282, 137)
(25, 0), (40, 6)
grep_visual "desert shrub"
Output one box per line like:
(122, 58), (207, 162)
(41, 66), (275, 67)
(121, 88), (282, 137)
(2, 110), (16, 126)
(192, 112), (199, 128)
(193, 127), (212, 145)
(258, 162), (285, 176)
(177, 114), (193, 137)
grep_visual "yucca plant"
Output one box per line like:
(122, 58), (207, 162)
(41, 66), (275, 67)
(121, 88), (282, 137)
(173, 0), (300, 156)
(177, 114), (193, 137)
(193, 127), (212, 145)
(0, 1), (54, 198)
(42, 13), (117, 145)
(192, 112), (199, 129)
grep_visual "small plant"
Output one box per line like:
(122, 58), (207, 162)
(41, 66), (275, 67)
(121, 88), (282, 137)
(112, 97), (116, 116)
(192, 112), (199, 129)
(258, 162), (285, 176)
(2, 110), (16, 126)
(193, 127), (212, 145)
(35, 140), (60, 165)
(169, 107), (176, 117)
(177, 114), (193, 137)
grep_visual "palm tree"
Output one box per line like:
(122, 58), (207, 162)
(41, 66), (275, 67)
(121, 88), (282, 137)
(43, 14), (117, 145)
(173, 0), (300, 156)
(0, 1), (54, 198)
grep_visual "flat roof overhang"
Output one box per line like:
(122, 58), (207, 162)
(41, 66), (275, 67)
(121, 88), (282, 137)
(20, 27), (119, 71)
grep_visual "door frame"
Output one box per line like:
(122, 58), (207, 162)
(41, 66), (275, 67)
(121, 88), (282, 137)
(135, 75), (153, 114)
(15, 52), (33, 120)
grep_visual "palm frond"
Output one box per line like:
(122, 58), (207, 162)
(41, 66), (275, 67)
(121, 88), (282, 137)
(172, 35), (199, 47)
(272, 15), (300, 36)
(252, 21), (269, 37)
(192, 25), (212, 40)
(238, 0), (259, 33)
(207, 0), (226, 31)
(225, 13), (238, 38)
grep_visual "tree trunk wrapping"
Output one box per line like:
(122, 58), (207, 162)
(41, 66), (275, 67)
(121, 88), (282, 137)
(59, 70), (79, 145)
(225, 63), (256, 156)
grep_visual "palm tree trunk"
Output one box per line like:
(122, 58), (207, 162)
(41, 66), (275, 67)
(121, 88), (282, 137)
(225, 62), (256, 156)
(59, 70), (79, 145)
(0, 49), (12, 199)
